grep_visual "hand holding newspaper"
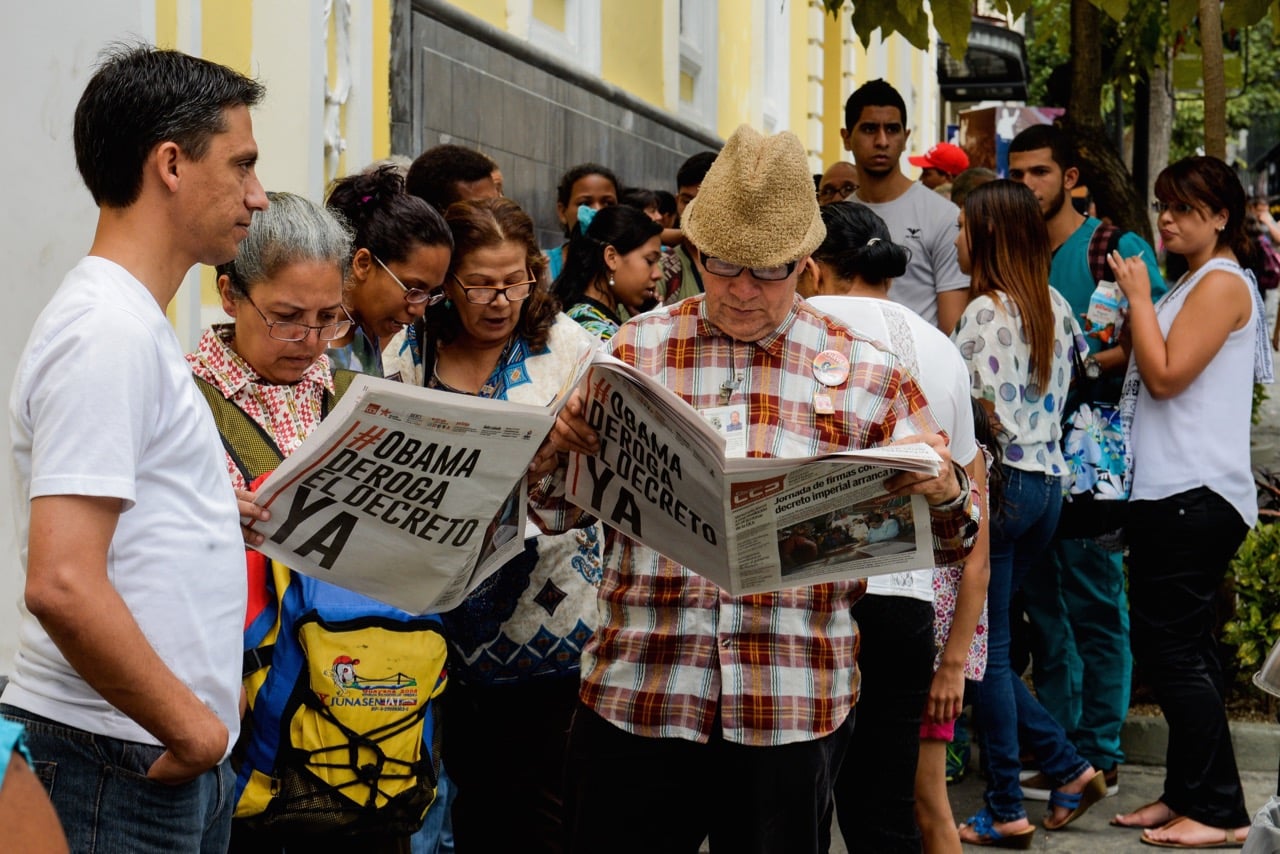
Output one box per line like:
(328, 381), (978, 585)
(564, 354), (945, 595)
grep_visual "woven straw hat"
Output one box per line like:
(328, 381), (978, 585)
(682, 125), (826, 268)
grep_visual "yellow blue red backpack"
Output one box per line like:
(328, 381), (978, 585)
(195, 371), (448, 836)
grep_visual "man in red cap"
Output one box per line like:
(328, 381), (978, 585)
(909, 142), (970, 190)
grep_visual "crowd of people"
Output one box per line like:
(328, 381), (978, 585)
(1, 43), (1275, 854)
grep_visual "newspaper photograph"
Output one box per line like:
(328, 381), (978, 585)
(248, 374), (555, 614)
(565, 356), (941, 595)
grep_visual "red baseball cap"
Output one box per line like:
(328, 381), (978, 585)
(908, 142), (969, 178)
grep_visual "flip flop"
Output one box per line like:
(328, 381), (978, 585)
(1139, 816), (1247, 849)
(1043, 769), (1108, 830)
(1112, 800), (1179, 829)
(959, 808), (1037, 849)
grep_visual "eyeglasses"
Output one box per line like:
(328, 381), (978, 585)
(450, 272), (537, 304)
(1151, 201), (1197, 216)
(700, 255), (798, 282)
(818, 182), (859, 202)
(244, 295), (354, 342)
(374, 255), (446, 306)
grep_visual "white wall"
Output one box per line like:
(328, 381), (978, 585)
(0, 4), (155, 668)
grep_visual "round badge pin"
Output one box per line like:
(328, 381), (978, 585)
(812, 349), (850, 387)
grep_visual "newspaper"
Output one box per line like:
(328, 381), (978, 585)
(564, 354), (943, 595)
(247, 373), (562, 614)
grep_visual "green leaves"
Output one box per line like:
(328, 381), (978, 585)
(1091, 0), (1131, 21)
(821, 0), (977, 56)
(1223, 0), (1276, 29)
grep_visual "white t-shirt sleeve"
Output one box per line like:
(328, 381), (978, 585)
(927, 202), (969, 295)
(944, 349), (979, 468)
(24, 308), (159, 508)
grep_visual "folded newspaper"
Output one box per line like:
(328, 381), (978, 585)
(247, 373), (565, 614)
(564, 354), (944, 595)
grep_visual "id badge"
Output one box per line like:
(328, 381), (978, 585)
(699, 403), (748, 458)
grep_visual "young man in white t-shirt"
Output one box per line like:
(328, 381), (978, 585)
(842, 79), (971, 334)
(1, 45), (269, 853)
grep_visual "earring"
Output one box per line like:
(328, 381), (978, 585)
(608, 273), (615, 289)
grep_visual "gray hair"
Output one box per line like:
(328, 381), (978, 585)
(216, 191), (353, 297)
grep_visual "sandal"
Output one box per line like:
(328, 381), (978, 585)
(1140, 816), (1248, 849)
(1042, 769), (1108, 830)
(959, 808), (1037, 849)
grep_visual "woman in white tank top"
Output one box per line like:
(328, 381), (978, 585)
(1108, 156), (1272, 848)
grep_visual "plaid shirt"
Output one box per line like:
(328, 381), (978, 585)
(538, 295), (977, 746)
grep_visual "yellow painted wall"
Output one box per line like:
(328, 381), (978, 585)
(822, 9), (844, 165)
(447, 0), (507, 31)
(201, 0), (253, 74)
(533, 0), (566, 30)
(372, 0), (392, 159)
(788, 0), (809, 139)
(716, 0), (753, 138)
(155, 0), (177, 48)
(600, 1), (664, 108)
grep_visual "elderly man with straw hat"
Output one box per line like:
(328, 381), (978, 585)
(542, 125), (978, 853)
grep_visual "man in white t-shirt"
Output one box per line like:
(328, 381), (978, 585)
(1, 45), (269, 853)
(842, 79), (970, 333)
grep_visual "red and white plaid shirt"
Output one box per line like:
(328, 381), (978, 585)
(538, 295), (977, 746)
(186, 325), (334, 490)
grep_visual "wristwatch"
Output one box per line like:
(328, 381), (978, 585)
(1083, 356), (1102, 380)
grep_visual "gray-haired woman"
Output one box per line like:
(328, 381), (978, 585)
(187, 193), (443, 852)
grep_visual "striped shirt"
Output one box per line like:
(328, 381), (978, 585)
(539, 295), (977, 746)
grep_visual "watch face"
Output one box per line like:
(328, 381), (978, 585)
(1085, 359), (1101, 379)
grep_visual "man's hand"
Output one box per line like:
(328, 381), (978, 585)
(527, 438), (564, 486)
(146, 710), (229, 785)
(236, 488), (269, 547)
(883, 433), (961, 506)
(550, 390), (600, 456)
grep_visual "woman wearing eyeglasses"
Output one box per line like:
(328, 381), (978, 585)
(189, 193), (446, 852)
(1106, 157), (1271, 849)
(420, 197), (601, 853)
(324, 164), (454, 379)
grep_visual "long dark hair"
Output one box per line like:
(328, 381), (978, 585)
(552, 205), (661, 308)
(426, 198), (559, 352)
(1155, 156), (1255, 270)
(326, 165), (453, 262)
(812, 202), (910, 285)
(963, 181), (1056, 390)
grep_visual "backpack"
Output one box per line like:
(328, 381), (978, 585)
(195, 370), (449, 836)
(1255, 236), (1280, 293)
(1057, 222), (1130, 540)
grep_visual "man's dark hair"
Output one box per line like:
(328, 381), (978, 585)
(1008, 124), (1077, 172)
(843, 79), (907, 131)
(405, 144), (498, 211)
(619, 187), (659, 212)
(654, 189), (677, 218)
(676, 151), (718, 190)
(74, 44), (265, 208)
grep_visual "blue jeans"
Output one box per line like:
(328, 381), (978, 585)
(1, 704), (234, 853)
(410, 761), (455, 854)
(1023, 536), (1131, 770)
(974, 469), (1090, 822)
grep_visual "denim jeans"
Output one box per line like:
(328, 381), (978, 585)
(1023, 536), (1132, 770)
(974, 469), (1091, 822)
(1128, 487), (1250, 827)
(1, 704), (234, 854)
(834, 594), (935, 853)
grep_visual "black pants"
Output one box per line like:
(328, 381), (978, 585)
(442, 676), (580, 854)
(563, 703), (854, 854)
(833, 594), (935, 853)
(1128, 487), (1251, 828)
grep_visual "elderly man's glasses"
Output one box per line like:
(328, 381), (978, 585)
(701, 254), (798, 282)
(450, 272), (537, 304)
(818, 182), (859, 203)
(375, 255), (446, 306)
(245, 295), (354, 342)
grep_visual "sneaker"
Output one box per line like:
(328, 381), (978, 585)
(1022, 766), (1120, 801)
(945, 738), (970, 784)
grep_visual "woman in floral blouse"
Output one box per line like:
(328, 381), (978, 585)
(951, 181), (1103, 847)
